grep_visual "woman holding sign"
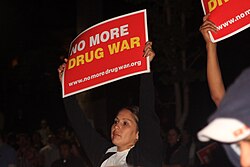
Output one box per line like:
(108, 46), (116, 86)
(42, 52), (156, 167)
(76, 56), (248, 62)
(199, 14), (225, 107)
(58, 42), (163, 167)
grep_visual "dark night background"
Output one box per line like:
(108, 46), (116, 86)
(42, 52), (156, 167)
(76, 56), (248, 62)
(0, 0), (249, 138)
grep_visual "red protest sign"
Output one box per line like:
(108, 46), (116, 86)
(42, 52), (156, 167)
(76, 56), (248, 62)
(201, 0), (250, 42)
(62, 10), (149, 98)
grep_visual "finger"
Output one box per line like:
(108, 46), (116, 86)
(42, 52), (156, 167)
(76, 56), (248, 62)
(203, 13), (210, 22)
(143, 46), (152, 55)
(200, 20), (217, 31)
(200, 21), (218, 32)
(143, 41), (153, 52)
(58, 67), (61, 73)
(200, 24), (218, 33)
(61, 63), (66, 69)
(58, 66), (62, 73)
(145, 41), (152, 46)
(200, 20), (217, 29)
(143, 45), (151, 53)
(202, 20), (217, 28)
(58, 63), (66, 74)
(143, 48), (155, 58)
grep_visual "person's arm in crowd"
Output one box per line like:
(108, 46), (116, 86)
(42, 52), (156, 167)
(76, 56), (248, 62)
(58, 60), (112, 167)
(200, 14), (225, 107)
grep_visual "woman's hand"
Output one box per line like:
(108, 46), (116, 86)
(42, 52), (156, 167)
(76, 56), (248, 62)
(199, 14), (218, 44)
(57, 58), (68, 83)
(143, 41), (155, 62)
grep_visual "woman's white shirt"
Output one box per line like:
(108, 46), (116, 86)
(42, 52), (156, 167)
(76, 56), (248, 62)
(100, 146), (131, 167)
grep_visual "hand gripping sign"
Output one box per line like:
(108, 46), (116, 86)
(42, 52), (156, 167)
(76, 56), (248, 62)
(62, 10), (149, 98)
(201, 0), (250, 42)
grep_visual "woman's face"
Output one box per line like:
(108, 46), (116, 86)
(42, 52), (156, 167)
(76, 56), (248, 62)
(167, 129), (179, 146)
(111, 109), (139, 151)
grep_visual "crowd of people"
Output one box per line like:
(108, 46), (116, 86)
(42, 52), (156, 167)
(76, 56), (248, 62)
(0, 119), (232, 167)
(1, 12), (249, 167)
(0, 119), (93, 167)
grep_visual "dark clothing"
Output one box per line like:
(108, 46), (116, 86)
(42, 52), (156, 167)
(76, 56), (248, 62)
(0, 143), (17, 167)
(164, 143), (189, 167)
(164, 143), (181, 164)
(63, 73), (163, 167)
(169, 144), (189, 166)
(51, 156), (85, 167)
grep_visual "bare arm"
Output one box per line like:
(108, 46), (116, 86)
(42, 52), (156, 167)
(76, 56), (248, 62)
(200, 15), (225, 107)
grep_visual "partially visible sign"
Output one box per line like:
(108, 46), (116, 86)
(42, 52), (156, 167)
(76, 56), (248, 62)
(62, 10), (149, 98)
(201, 0), (250, 42)
(197, 142), (218, 164)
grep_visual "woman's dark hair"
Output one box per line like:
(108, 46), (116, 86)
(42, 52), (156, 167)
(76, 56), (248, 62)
(169, 126), (181, 135)
(123, 105), (139, 124)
